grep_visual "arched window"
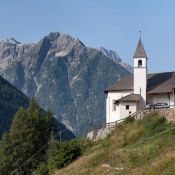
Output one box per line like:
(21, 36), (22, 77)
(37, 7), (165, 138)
(138, 60), (142, 67)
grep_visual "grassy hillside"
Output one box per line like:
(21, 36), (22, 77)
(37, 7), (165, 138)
(55, 112), (175, 175)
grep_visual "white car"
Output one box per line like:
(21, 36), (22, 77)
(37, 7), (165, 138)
(154, 103), (170, 109)
(146, 104), (155, 109)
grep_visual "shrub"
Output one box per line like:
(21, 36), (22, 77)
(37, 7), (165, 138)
(47, 140), (81, 173)
(33, 162), (49, 175)
(124, 116), (135, 124)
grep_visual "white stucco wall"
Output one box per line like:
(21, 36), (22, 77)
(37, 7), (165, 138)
(134, 58), (147, 106)
(170, 94), (175, 108)
(134, 58), (147, 68)
(152, 94), (169, 104)
(106, 91), (133, 123)
(106, 91), (175, 124)
(151, 93), (175, 108)
(147, 94), (153, 104)
(120, 102), (137, 119)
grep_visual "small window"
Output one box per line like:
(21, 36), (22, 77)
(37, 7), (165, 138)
(138, 60), (142, 67)
(126, 105), (130, 110)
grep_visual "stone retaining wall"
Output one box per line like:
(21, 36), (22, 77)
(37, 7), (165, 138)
(156, 108), (175, 123)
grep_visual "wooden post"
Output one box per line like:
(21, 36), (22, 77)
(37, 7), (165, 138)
(173, 88), (175, 109)
(59, 131), (61, 142)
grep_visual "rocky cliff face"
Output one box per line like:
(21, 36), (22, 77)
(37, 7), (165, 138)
(0, 33), (130, 135)
(99, 47), (133, 73)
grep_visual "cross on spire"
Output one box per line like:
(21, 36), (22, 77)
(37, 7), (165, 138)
(139, 31), (142, 40)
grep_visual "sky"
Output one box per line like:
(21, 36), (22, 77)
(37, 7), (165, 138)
(0, 0), (175, 73)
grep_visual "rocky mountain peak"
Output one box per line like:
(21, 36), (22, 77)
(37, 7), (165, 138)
(0, 32), (131, 135)
(99, 47), (122, 62)
(41, 32), (84, 48)
(0, 38), (20, 45)
(38, 32), (86, 59)
(99, 47), (133, 73)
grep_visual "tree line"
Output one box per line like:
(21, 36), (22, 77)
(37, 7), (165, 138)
(0, 98), (92, 175)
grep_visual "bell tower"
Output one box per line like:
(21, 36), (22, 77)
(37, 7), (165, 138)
(133, 37), (148, 106)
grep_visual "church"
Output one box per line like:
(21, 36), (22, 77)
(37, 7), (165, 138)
(105, 38), (175, 123)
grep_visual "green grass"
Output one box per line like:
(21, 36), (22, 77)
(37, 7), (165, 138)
(55, 112), (175, 175)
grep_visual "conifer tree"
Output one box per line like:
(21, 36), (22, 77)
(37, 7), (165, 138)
(0, 133), (13, 174)
(0, 98), (56, 175)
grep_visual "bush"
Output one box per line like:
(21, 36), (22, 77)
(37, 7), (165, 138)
(47, 140), (81, 173)
(33, 138), (93, 175)
(70, 138), (94, 153)
(124, 116), (135, 124)
(33, 162), (49, 175)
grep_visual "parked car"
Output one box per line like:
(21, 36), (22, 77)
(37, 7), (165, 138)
(146, 103), (170, 110)
(154, 103), (170, 109)
(146, 104), (155, 110)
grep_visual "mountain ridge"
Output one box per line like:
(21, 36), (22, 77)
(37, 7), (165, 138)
(0, 32), (130, 135)
(99, 47), (133, 73)
(0, 73), (75, 140)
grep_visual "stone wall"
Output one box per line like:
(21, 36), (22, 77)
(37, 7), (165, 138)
(156, 108), (175, 123)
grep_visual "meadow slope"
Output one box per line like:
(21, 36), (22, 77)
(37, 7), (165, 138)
(55, 112), (175, 175)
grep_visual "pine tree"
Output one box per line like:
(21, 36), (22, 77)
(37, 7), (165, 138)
(0, 133), (13, 174)
(0, 98), (56, 175)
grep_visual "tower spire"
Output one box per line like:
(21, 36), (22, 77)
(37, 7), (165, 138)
(133, 37), (147, 58)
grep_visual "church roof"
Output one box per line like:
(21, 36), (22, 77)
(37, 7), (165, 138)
(133, 39), (147, 58)
(106, 76), (133, 92)
(115, 93), (141, 103)
(105, 71), (175, 94)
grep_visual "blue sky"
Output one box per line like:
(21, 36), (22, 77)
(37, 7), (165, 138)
(0, 0), (174, 73)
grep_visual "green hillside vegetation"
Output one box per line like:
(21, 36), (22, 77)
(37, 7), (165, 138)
(55, 112), (175, 175)
(0, 77), (29, 137)
(0, 98), (77, 175)
(34, 139), (93, 175)
(0, 99), (57, 175)
(3, 104), (175, 175)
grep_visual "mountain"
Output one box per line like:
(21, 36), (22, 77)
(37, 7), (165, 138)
(0, 75), (75, 140)
(0, 32), (130, 135)
(99, 47), (133, 73)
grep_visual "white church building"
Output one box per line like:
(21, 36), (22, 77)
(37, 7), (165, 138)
(105, 39), (175, 123)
